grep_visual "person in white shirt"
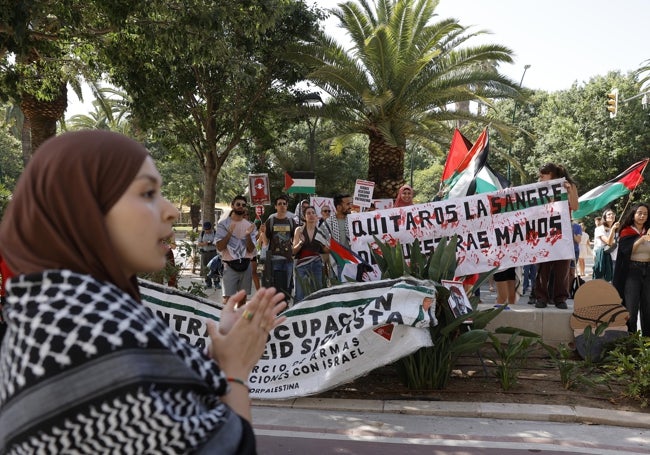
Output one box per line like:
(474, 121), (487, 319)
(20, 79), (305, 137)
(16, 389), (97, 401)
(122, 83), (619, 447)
(216, 196), (257, 305)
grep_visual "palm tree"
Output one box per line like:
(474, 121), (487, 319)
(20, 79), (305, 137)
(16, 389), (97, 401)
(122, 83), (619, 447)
(636, 58), (650, 91)
(62, 86), (133, 134)
(294, 0), (520, 197)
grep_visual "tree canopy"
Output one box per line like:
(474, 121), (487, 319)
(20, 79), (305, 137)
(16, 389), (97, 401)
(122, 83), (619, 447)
(290, 0), (520, 197)
(93, 0), (323, 222)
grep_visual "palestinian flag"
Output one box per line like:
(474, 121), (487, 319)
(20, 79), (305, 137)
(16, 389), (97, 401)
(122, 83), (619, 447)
(328, 238), (373, 282)
(473, 163), (509, 195)
(441, 129), (475, 182)
(443, 128), (490, 199)
(572, 158), (650, 219)
(284, 171), (316, 194)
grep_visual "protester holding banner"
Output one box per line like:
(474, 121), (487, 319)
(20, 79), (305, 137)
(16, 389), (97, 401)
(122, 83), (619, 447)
(394, 184), (414, 207)
(293, 206), (330, 302)
(325, 193), (353, 248)
(533, 163), (579, 310)
(494, 268), (518, 307)
(0, 131), (286, 454)
(612, 202), (650, 335)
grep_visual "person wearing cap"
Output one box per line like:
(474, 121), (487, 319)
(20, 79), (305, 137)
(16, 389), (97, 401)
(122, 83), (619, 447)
(198, 220), (218, 288)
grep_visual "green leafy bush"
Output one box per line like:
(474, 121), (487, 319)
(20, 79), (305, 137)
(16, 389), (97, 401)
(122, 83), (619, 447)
(487, 330), (538, 391)
(602, 332), (650, 407)
(371, 235), (503, 389)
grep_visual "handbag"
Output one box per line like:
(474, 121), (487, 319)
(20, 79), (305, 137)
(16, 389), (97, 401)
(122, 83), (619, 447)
(570, 275), (585, 299)
(226, 258), (251, 272)
(603, 240), (617, 254)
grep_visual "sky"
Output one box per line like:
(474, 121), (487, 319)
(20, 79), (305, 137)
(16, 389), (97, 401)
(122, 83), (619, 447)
(67, 0), (649, 117)
(314, 0), (649, 92)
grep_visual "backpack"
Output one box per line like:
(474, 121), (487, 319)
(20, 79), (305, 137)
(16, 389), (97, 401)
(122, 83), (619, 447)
(262, 215), (296, 289)
(265, 214), (296, 239)
(570, 275), (585, 299)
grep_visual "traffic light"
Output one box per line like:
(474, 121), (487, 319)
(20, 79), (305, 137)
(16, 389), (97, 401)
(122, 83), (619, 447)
(606, 88), (619, 118)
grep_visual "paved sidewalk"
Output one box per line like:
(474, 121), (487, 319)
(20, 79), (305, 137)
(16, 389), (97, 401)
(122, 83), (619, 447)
(253, 397), (650, 430)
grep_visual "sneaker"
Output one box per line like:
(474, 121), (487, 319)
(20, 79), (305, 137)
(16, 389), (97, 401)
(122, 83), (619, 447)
(555, 301), (568, 309)
(215, 283), (222, 289)
(493, 304), (511, 310)
(534, 300), (547, 308)
(527, 297), (537, 305)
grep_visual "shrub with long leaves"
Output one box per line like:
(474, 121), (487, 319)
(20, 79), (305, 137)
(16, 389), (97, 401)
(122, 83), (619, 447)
(371, 235), (503, 389)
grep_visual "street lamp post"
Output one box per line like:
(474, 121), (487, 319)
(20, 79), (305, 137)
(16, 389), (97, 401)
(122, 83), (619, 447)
(507, 64), (531, 183)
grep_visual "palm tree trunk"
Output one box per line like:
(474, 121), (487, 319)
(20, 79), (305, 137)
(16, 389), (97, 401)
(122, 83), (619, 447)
(20, 83), (68, 153)
(20, 113), (31, 167)
(367, 130), (405, 199)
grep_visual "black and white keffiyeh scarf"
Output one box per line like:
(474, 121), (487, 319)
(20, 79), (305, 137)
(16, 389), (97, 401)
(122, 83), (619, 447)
(0, 270), (254, 454)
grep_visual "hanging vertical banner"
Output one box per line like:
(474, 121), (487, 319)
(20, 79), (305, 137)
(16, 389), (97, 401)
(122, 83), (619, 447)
(249, 174), (271, 206)
(353, 179), (375, 208)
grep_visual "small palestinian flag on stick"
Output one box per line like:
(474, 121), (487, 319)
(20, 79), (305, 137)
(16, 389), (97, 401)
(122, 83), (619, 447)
(284, 171), (316, 194)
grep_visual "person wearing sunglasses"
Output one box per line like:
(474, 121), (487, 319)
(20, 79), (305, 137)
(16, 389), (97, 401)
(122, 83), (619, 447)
(216, 196), (257, 305)
(264, 195), (297, 301)
(318, 206), (332, 227)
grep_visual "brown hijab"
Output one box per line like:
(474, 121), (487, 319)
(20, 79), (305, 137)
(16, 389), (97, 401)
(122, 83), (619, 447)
(0, 130), (149, 301)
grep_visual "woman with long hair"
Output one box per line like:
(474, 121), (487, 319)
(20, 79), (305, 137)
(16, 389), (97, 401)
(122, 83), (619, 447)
(592, 208), (619, 281)
(0, 131), (286, 453)
(612, 202), (650, 335)
(292, 206), (329, 302)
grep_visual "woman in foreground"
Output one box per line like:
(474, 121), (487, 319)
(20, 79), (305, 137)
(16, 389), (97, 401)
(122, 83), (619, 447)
(0, 131), (285, 454)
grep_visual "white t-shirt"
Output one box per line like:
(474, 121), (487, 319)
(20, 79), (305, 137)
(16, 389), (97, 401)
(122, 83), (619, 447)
(594, 225), (617, 260)
(216, 217), (256, 261)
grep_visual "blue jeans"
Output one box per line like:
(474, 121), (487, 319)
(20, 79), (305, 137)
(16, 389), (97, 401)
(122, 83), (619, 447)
(295, 257), (324, 303)
(271, 257), (294, 300)
(523, 264), (536, 291)
(624, 261), (650, 335)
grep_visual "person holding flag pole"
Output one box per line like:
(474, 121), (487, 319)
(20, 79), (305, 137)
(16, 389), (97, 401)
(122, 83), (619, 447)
(572, 159), (649, 220)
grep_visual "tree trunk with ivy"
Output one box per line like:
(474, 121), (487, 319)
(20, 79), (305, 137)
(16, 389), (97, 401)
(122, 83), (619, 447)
(367, 128), (405, 199)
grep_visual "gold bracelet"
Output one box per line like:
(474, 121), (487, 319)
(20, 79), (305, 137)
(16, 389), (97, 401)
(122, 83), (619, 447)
(226, 377), (250, 392)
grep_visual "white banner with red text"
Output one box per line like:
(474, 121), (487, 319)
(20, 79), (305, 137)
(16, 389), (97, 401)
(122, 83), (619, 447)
(348, 178), (574, 277)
